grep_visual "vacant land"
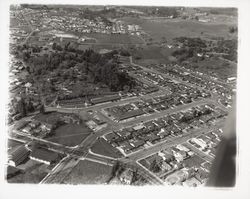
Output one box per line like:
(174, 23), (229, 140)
(7, 139), (23, 151)
(91, 138), (123, 158)
(130, 45), (173, 59)
(45, 123), (92, 147)
(79, 32), (144, 44)
(129, 45), (174, 65)
(33, 112), (65, 125)
(7, 159), (48, 184)
(185, 57), (237, 79)
(183, 155), (205, 168)
(122, 17), (236, 42)
(62, 160), (112, 184)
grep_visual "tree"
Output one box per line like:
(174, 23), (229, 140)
(229, 26), (237, 34)
(17, 98), (27, 117)
(150, 159), (161, 173)
(39, 104), (45, 113)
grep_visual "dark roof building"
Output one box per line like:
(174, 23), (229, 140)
(8, 145), (30, 167)
(30, 148), (59, 165)
(90, 95), (121, 105)
(130, 139), (145, 148)
(117, 109), (145, 121)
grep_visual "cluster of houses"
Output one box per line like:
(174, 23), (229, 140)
(9, 8), (30, 44)
(137, 69), (210, 99)
(19, 7), (143, 36)
(16, 120), (54, 138)
(104, 87), (212, 124)
(140, 143), (212, 186)
(103, 104), (225, 155)
(149, 63), (235, 108)
(189, 129), (223, 158)
(86, 114), (107, 132)
(104, 103), (146, 122)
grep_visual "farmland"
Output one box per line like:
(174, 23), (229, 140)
(62, 160), (113, 184)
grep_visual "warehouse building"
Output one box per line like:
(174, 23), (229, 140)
(8, 145), (30, 167)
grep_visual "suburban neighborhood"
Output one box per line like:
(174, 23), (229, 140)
(6, 4), (237, 186)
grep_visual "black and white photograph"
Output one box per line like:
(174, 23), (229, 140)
(0, 0), (250, 198)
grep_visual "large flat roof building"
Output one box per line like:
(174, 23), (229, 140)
(8, 145), (30, 167)
(90, 95), (121, 105)
(30, 148), (59, 165)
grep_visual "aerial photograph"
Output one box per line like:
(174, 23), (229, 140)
(6, 4), (237, 186)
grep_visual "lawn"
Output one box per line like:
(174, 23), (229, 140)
(45, 123), (92, 147)
(182, 155), (205, 168)
(91, 138), (123, 158)
(62, 160), (113, 184)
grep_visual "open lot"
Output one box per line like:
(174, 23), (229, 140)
(79, 32), (144, 44)
(91, 138), (123, 158)
(122, 17), (236, 42)
(129, 45), (173, 61)
(7, 139), (23, 151)
(62, 160), (112, 184)
(183, 155), (205, 168)
(7, 159), (49, 184)
(186, 57), (237, 79)
(33, 112), (65, 125)
(45, 123), (92, 147)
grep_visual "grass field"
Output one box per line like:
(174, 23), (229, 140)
(62, 160), (112, 184)
(7, 139), (23, 151)
(91, 138), (123, 158)
(79, 32), (144, 44)
(34, 112), (92, 147)
(183, 155), (205, 168)
(186, 57), (237, 79)
(45, 123), (92, 147)
(7, 159), (49, 184)
(122, 17), (236, 42)
(33, 112), (64, 125)
(129, 45), (174, 65)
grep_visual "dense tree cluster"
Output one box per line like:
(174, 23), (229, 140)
(215, 39), (237, 62)
(172, 37), (237, 63)
(174, 37), (207, 49)
(150, 159), (161, 173)
(142, 7), (179, 18)
(229, 26), (237, 34)
(14, 42), (137, 99)
(79, 8), (113, 26)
